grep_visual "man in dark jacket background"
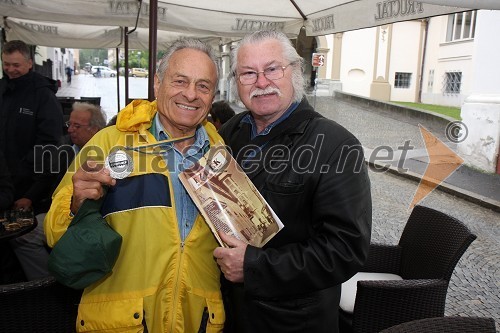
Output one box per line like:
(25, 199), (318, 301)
(0, 39), (62, 214)
(0, 40), (63, 280)
(214, 31), (372, 333)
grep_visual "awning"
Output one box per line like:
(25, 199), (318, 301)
(2, 0), (496, 49)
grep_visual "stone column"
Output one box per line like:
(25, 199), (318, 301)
(218, 43), (231, 100)
(458, 10), (500, 173)
(331, 33), (343, 81)
(370, 25), (392, 101)
(326, 33), (344, 94)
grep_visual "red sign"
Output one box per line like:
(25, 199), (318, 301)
(312, 53), (325, 67)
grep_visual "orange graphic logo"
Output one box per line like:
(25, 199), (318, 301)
(410, 125), (464, 208)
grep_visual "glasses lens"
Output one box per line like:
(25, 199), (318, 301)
(66, 122), (86, 129)
(238, 65), (288, 85)
(239, 73), (257, 85)
(264, 66), (284, 80)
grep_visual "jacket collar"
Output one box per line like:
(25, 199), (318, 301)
(236, 98), (321, 179)
(115, 99), (221, 147)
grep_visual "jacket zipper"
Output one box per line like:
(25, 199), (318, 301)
(169, 241), (185, 332)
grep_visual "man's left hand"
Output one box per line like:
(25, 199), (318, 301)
(213, 232), (248, 283)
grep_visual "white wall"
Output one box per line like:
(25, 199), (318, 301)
(325, 34), (334, 80)
(458, 10), (500, 173)
(34, 47), (48, 66)
(421, 15), (474, 107)
(340, 28), (376, 97)
(388, 21), (422, 102)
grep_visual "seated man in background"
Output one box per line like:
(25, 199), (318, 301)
(60, 102), (107, 163)
(55, 102), (107, 189)
(208, 100), (236, 130)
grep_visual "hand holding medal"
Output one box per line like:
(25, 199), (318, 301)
(71, 159), (118, 214)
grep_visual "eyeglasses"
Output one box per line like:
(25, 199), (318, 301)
(236, 63), (293, 85)
(65, 121), (91, 130)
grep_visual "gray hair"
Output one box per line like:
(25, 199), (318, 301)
(156, 38), (219, 83)
(230, 30), (305, 103)
(72, 102), (107, 130)
(2, 40), (31, 61)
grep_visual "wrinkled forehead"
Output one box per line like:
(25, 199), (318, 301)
(237, 40), (285, 68)
(167, 49), (218, 81)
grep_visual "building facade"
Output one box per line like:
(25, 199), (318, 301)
(312, 10), (500, 173)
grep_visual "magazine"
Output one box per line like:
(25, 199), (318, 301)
(179, 144), (284, 248)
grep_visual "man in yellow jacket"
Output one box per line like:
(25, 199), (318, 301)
(45, 39), (225, 332)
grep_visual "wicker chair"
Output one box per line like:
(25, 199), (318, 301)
(379, 316), (497, 333)
(339, 205), (477, 333)
(0, 276), (82, 332)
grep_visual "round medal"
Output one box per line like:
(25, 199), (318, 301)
(105, 150), (133, 179)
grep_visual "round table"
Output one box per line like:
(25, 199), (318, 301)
(0, 212), (37, 242)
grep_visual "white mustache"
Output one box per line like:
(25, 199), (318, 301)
(250, 87), (282, 99)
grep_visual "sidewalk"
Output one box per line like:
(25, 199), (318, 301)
(372, 152), (500, 212)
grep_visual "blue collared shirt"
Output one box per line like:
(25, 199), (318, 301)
(239, 102), (299, 167)
(152, 114), (210, 241)
(241, 101), (299, 139)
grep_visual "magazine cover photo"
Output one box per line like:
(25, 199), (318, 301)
(179, 144), (283, 248)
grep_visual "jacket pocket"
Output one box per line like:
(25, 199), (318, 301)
(77, 298), (144, 332)
(187, 289), (225, 333)
(205, 297), (225, 332)
(249, 295), (319, 331)
(264, 181), (304, 195)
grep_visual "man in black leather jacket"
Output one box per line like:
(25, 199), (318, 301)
(1, 40), (63, 280)
(0, 40), (63, 214)
(214, 31), (372, 333)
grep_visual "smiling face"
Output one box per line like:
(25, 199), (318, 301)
(235, 39), (295, 127)
(154, 48), (217, 137)
(2, 50), (33, 79)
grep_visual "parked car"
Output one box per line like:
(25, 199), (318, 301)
(91, 66), (117, 78)
(130, 68), (148, 78)
(84, 62), (92, 73)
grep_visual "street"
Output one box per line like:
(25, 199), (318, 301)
(57, 72), (149, 122)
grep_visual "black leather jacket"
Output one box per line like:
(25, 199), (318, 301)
(0, 71), (63, 213)
(219, 98), (372, 333)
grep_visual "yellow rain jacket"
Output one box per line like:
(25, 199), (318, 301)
(45, 100), (225, 332)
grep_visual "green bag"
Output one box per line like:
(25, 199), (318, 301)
(48, 194), (122, 289)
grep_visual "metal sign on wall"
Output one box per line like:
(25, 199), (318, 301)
(312, 53), (326, 67)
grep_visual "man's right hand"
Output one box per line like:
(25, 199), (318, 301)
(70, 160), (116, 214)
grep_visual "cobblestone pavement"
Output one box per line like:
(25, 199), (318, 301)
(313, 96), (499, 327)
